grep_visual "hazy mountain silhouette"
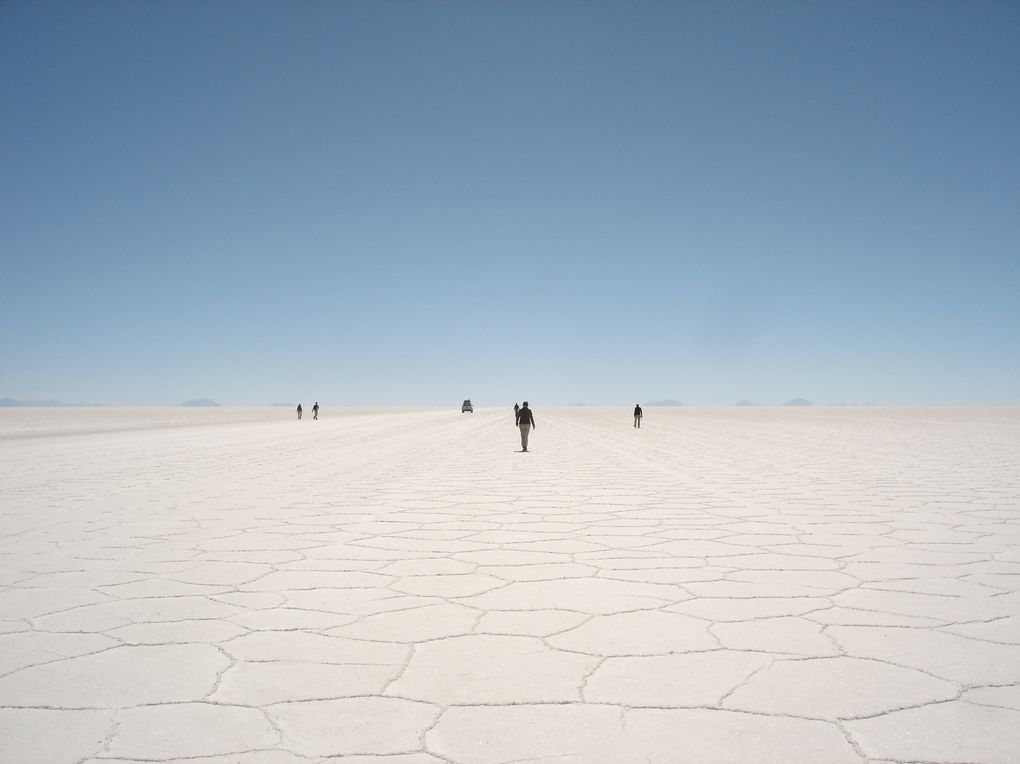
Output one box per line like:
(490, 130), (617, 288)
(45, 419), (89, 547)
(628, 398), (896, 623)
(735, 400), (757, 406)
(783, 398), (813, 406)
(0, 398), (101, 407)
(181, 399), (221, 407)
(644, 399), (683, 407)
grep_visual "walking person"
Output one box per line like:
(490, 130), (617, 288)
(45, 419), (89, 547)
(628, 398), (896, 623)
(516, 401), (535, 452)
(297, 404), (303, 420)
(634, 404), (643, 428)
(514, 402), (520, 419)
(312, 402), (319, 420)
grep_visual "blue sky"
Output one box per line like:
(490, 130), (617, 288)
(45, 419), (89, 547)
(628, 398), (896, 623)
(2, 1), (1018, 405)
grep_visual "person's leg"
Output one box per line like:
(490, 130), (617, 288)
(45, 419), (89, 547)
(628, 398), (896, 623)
(520, 423), (530, 451)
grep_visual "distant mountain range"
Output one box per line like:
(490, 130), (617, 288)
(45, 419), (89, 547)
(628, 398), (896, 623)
(783, 398), (813, 406)
(735, 400), (757, 406)
(0, 398), (104, 407)
(644, 399), (683, 407)
(180, 399), (221, 407)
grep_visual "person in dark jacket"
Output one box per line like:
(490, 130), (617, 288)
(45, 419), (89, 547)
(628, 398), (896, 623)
(297, 404), (303, 420)
(634, 404), (643, 428)
(516, 401), (535, 451)
(313, 402), (320, 420)
(514, 402), (520, 419)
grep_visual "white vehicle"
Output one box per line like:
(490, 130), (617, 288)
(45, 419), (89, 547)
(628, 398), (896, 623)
(462, 399), (473, 413)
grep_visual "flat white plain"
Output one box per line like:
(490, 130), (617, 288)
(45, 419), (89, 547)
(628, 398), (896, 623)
(1, 406), (1018, 763)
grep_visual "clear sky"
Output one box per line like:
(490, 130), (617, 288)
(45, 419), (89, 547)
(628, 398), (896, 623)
(2, 1), (1018, 406)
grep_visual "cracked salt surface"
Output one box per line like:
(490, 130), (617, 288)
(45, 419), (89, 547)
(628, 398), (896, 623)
(1, 405), (1019, 763)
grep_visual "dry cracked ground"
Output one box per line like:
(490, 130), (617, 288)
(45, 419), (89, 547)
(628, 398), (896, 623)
(1, 406), (1019, 764)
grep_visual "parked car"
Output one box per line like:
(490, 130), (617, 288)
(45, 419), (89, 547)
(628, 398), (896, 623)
(462, 399), (473, 413)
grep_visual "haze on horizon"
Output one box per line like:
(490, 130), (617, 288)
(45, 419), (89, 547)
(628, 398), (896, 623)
(1, 1), (1018, 407)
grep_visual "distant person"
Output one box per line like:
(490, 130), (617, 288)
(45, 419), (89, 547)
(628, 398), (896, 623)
(296, 404), (303, 420)
(634, 404), (643, 428)
(313, 402), (319, 420)
(514, 402), (520, 418)
(516, 401), (535, 452)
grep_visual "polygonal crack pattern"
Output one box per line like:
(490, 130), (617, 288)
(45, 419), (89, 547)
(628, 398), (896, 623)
(0, 405), (1018, 763)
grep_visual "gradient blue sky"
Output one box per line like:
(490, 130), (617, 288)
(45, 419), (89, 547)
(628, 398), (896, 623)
(2, 1), (1018, 405)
